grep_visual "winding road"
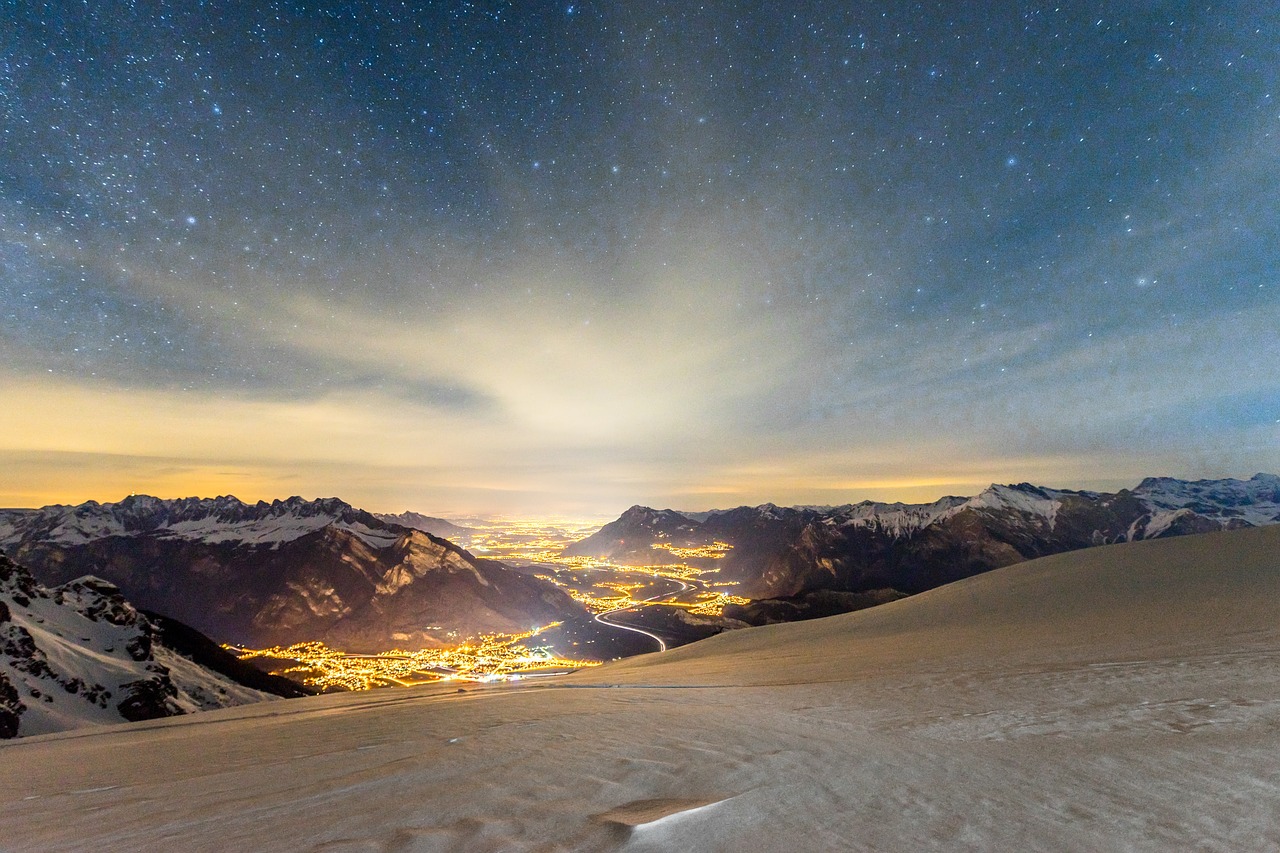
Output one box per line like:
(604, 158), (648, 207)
(594, 609), (667, 652)
(590, 579), (694, 653)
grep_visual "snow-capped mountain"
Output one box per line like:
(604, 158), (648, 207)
(0, 496), (588, 651)
(569, 475), (1280, 599)
(0, 555), (291, 738)
(1131, 474), (1280, 534)
(821, 495), (973, 536)
(0, 494), (398, 548)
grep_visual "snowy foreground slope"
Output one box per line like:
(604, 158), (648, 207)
(1, 525), (1278, 851)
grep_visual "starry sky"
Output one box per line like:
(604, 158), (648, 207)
(2, 1), (1278, 515)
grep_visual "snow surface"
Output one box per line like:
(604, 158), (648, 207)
(1, 525), (1277, 851)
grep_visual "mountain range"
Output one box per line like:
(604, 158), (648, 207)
(1, 554), (306, 738)
(0, 496), (586, 651)
(566, 474), (1280, 602)
(4, 474), (1276, 657)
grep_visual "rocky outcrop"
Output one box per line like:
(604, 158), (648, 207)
(116, 667), (183, 723)
(0, 554), (284, 738)
(0, 671), (21, 739)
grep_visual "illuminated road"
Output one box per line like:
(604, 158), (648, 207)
(594, 609), (667, 652)
(590, 579), (694, 653)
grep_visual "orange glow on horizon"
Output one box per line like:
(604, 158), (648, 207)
(0, 371), (1174, 514)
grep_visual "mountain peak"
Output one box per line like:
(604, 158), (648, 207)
(619, 505), (687, 522)
(372, 511), (473, 544)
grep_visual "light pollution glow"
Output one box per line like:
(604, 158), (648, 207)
(4, 293), (1275, 516)
(3, 5), (1277, 515)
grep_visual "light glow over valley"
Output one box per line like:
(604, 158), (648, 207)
(229, 517), (751, 690)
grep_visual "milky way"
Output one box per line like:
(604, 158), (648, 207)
(2, 2), (1277, 513)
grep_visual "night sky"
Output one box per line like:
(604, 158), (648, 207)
(2, 2), (1278, 514)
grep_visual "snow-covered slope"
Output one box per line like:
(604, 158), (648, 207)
(1133, 472), (1280, 528)
(949, 481), (1071, 522)
(1, 525), (1277, 850)
(0, 556), (278, 738)
(827, 494), (971, 535)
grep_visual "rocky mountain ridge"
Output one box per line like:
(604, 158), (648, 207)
(0, 494), (397, 548)
(568, 474), (1280, 599)
(0, 554), (292, 738)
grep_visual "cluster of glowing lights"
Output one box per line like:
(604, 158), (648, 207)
(229, 624), (599, 691)
(649, 541), (734, 560)
(563, 580), (647, 614)
(228, 520), (757, 694)
(642, 562), (713, 582)
(685, 591), (752, 616)
(463, 518), (747, 616)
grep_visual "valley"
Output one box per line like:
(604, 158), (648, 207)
(5, 525), (1277, 851)
(228, 518), (751, 689)
(4, 475), (1277, 701)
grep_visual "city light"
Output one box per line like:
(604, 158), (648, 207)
(686, 591), (752, 616)
(650, 541), (734, 560)
(229, 624), (600, 691)
(228, 519), (752, 691)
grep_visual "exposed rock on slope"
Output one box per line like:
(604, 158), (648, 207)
(0, 554), (285, 738)
(0, 496), (587, 650)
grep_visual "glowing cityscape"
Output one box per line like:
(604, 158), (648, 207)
(231, 625), (600, 692)
(229, 518), (750, 690)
